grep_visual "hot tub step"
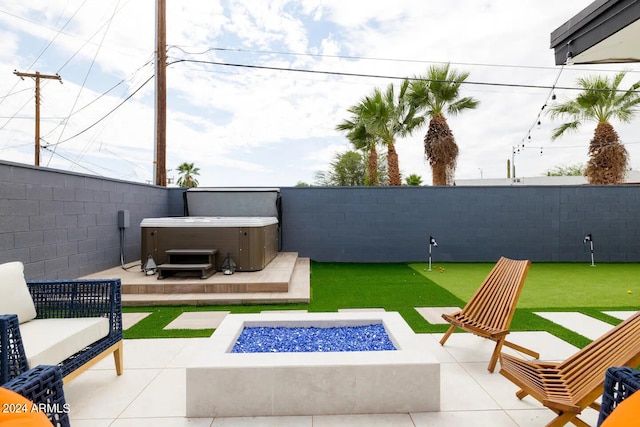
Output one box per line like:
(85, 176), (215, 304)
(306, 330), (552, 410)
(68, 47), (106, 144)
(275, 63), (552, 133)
(165, 248), (217, 265)
(157, 263), (216, 280)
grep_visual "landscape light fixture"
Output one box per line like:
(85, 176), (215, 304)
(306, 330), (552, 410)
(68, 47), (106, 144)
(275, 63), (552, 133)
(428, 236), (438, 271)
(221, 252), (237, 275)
(583, 233), (595, 267)
(143, 253), (157, 275)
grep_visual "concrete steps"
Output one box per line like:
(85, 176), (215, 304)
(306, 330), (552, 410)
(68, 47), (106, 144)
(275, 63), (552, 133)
(85, 253), (310, 306)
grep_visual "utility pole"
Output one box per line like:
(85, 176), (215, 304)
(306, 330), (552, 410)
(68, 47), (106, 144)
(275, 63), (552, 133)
(13, 71), (62, 166)
(154, 0), (167, 186)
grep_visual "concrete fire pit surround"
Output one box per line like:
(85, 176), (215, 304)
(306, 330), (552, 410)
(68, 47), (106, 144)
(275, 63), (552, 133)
(185, 311), (440, 417)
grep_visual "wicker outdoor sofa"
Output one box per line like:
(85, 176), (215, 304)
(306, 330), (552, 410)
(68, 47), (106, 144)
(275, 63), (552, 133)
(0, 262), (123, 388)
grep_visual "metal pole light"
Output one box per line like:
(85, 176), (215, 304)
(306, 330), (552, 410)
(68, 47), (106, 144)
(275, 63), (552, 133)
(583, 234), (595, 267)
(428, 236), (438, 271)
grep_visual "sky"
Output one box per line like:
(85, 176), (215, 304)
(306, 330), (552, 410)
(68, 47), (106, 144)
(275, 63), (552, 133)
(1, 0), (639, 187)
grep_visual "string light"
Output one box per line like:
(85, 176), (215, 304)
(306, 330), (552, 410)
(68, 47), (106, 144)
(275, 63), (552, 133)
(510, 66), (566, 179)
(513, 66), (565, 159)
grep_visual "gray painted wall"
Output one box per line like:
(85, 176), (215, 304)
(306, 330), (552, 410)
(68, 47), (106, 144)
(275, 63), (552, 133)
(0, 161), (169, 279)
(2, 161), (639, 280)
(279, 186), (640, 263)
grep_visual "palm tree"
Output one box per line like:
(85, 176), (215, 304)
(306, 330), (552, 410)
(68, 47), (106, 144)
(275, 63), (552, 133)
(356, 80), (423, 186)
(548, 71), (640, 184)
(404, 174), (423, 186)
(336, 110), (380, 186)
(409, 63), (479, 186)
(176, 162), (200, 188)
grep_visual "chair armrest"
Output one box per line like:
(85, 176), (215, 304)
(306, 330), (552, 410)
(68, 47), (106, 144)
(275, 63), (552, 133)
(598, 366), (640, 426)
(3, 365), (70, 427)
(27, 278), (123, 334)
(0, 314), (29, 384)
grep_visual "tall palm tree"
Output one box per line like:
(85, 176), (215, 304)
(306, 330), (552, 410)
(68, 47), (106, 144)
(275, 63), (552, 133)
(409, 63), (479, 186)
(357, 80), (423, 186)
(176, 162), (200, 188)
(336, 110), (380, 186)
(548, 71), (640, 185)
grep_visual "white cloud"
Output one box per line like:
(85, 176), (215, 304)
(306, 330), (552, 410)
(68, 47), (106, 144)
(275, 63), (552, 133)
(0, 0), (638, 188)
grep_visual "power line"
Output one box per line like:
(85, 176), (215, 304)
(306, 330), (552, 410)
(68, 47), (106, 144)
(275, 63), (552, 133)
(0, 1), (87, 110)
(39, 56), (155, 142)
(49, 0), (123, 167)
(0, 116), (63, 120)
(0, 142), (35, 152)
(41, 143), (142, 179)
(2, 59), (151, 140)
(41, 145), (102, 175)
(53, 0), (132, 75)
(44, 74), (154, 147)
(0, 88), (33, 100)
(169, 59), (640, 93)
(168, 45), (640, 74)
(0, 0), (128, 142)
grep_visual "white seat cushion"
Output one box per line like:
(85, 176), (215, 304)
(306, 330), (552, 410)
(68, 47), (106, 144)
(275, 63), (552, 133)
(19, 317), (110, 368)
(0, 261), (37, 324)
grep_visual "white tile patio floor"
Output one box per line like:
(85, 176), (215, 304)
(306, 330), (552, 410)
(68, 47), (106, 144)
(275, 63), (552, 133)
(64, 310), (633, 427)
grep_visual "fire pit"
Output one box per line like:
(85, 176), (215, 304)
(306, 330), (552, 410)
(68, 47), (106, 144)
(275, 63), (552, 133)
(185, 311), (440, 417)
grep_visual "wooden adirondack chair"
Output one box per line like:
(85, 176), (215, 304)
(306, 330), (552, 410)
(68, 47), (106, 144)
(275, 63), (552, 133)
(500, 311), (640, 427)
(440, 256), (539, 372)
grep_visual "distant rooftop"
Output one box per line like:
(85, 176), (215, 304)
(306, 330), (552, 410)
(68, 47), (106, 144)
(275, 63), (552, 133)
(456, 170), (640, 186)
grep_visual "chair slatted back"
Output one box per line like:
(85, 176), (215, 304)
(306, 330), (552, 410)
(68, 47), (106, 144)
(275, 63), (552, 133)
(558, 311), (640, 401)
(462, 257), (531, 332)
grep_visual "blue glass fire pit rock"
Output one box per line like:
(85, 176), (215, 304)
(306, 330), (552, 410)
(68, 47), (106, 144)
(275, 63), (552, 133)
(231, 324), (396, 353)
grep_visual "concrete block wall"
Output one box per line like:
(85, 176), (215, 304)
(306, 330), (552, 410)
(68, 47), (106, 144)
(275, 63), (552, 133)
(280, 186), (640, 263)
(0, 161), (170, 279)
(2, 160), (639, 279)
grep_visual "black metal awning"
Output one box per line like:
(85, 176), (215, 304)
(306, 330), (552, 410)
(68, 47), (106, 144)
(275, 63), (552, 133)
(550, 0), (640, 65)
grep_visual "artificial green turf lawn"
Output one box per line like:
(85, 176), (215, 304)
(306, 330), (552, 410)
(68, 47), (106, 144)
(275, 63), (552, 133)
(123, 261), (637, 348)
(124, 262), (464, 339)
(409, 262), (640, 308)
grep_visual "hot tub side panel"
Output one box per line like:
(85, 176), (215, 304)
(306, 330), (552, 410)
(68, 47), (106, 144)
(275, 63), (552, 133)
(140, 224), (279, 272)
(243, 223), (279, 271)
(140, 226), (240, 270)
(265, 224), (278, 267)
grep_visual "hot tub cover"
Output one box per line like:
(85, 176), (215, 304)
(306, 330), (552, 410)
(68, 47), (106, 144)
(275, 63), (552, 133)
(140, 216), (278, 228)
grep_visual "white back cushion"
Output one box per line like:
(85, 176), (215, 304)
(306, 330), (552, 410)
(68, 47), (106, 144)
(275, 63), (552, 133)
(0, 261), (37, 323)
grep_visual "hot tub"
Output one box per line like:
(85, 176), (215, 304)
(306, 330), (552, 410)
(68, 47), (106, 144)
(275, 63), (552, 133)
(140, 216), (279, 272)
